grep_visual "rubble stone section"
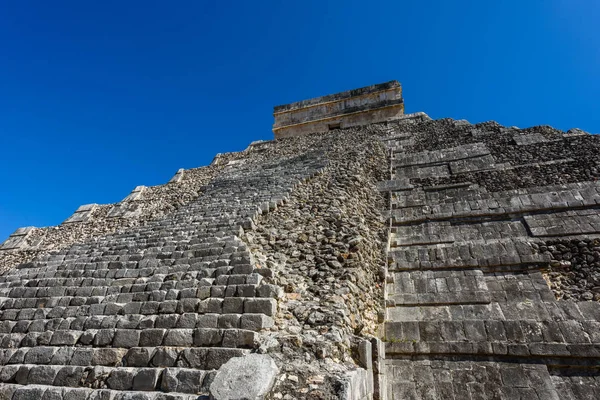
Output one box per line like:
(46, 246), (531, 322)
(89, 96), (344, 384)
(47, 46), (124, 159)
(273, 81), (404, 139)
(244, 126), (390, 398)
(381, 117), (600, 399)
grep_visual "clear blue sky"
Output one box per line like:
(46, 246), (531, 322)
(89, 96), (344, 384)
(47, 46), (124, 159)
(1, 1), (599, 242)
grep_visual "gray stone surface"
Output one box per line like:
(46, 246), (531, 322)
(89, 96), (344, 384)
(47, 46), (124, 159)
(210, 354), (278, 400)
(0, 83), (599, 399)
(381, 116), (600, 399)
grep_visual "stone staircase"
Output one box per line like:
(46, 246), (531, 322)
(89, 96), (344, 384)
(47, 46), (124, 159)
(0, 148), (326, 399)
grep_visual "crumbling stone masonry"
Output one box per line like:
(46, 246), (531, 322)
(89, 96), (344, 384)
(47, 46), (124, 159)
(0, 81), (599, 399)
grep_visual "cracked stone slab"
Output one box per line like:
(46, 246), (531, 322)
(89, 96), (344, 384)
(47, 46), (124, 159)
(210, 354), (278, 400)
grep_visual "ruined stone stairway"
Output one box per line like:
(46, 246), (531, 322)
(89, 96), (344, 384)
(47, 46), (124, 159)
(1, 96), (599, 398)
(381, 118), (600, 399)
(0, 148), (326, 399)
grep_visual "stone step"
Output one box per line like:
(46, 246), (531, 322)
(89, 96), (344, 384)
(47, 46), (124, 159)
(386, 339), (600, 359)
(0, 327), (260, 349)
(0, 364), (216, 394)
(390, 220), (528, 247)
(390, 181), (594, 211)
(0, 383), (203, 400)
(387, 291), (490, 306)
(0, 282), (279, 304)
(0, 313), (273, 334)
(386, 300), (600, 323)
(0, 297), (278, 320)
(387, 269), (491, 305)
(0, 264), (230, 282)
(550, 367), (600, 399)
(0, 264), (260, 283)
(387, 238), (551, 271)
(524, 210), (600, 237)
(390, 189), (600, 225)
(392, 143), (490, 168)
(388, 270), (488, 293)
(485, 271), (555, 303)
(1, 345), (248, 368)
(2, 271), (262, 288)
(385, 359), (560, 400)
(384, 319), (600, 356)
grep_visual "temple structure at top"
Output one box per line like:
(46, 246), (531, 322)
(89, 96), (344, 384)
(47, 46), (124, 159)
(272, 80), (404, 139)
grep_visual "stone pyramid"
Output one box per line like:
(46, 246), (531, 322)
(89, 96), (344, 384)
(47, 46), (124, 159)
(1, 81), (600, 399)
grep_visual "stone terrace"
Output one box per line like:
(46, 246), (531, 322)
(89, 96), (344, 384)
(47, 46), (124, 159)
(380, 117), (600, 399)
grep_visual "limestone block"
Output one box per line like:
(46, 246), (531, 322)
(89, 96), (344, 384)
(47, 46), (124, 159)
(63, 204), (97, 224)
(123, 185), (146, 201)
(512, 132), (548, 145)
(168, 168), (185, 184)
(0, 227), (35, 250)
(244, 298), (277, 316)
(338, 368), (374, 400)
(245, 140), (273, 152)
(107, 368), (135, 390)
(210, 354), (278, 400)
(132, 368), (161, 391)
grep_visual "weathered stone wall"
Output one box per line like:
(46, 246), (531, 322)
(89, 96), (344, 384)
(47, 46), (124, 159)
(273, 106), (405, 140)
(380, 117), (600, 399)
(273, 81), (404, 139)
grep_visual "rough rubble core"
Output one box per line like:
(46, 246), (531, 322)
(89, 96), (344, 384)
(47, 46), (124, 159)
(245, 128), (388, 398)
(541, 239), (600, 301)
(1, 113), (600, 399)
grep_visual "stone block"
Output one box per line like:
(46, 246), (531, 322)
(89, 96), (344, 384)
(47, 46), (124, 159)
(92, 348), (127, 366)
(113, 330), (140, 348)
(163, 329), (194, 347)
(132, 368), (161, 391)
(240, 314), (273, 331)
(217, 314), (240, 329)
(222, 329), (258, 348)
(54, 366), (86, 386)
(193, 328), (223, 347)
(243, 298), (277, 316)
(28, 365), (60, 385)
(107, 368), (135, 390)
(210, 354), (278, 399)
(197, 314), (219, 329)
(124, 347), (155, 367)
(13, 386), (46, 400)
(139, 329), (165, 347)
(151, 347), (179, 367)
